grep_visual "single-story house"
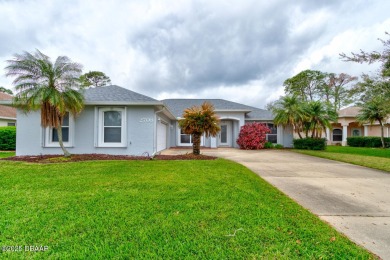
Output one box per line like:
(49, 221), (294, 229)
(1, 85), (293, 156)
(0, 92), (16, 126)
(327, 106), (390, 146)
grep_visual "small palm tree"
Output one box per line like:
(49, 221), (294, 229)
(5, 49), (84, 156)
(303, 101), (338, 138)
(179, 102), (221, 155)
(357, 97), (390, 148)
(272, 95), (306, 139)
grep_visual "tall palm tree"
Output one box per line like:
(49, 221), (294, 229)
(357, 97), (390, 148)
(272, 95), (306, 139)
(303, 101), (338, 138)
(179, 102), (221, 155)
(5, 49), (84, 156)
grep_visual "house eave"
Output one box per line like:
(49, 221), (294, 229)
(215, 109), (252, 113)
(245, 118), (274, 121)
(0, 116), (16, 120)
(0, 100), (12, 106)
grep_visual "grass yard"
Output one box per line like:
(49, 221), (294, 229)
(0, 159), (373, 259)
(293, 146), (390, 172)
(0, 151), (15, 158)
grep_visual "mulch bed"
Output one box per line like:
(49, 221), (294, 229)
(2, 153), (217, 163)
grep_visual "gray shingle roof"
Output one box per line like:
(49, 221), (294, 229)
(84, 85), (160, 104)
(162, 99), (273, 120)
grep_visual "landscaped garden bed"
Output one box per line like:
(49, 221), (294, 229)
(2, 153), (217, 163)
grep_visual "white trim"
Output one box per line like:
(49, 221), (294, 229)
(44, 113), (74, 147)
(97, 107), (127, 147)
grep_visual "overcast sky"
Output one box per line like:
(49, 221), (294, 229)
(1, 0), (389, 108)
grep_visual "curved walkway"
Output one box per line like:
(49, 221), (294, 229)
(162, 148), (390, 259)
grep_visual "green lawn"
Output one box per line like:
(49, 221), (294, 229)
(0, 159), (373, 259)
(293, 146), (390, 172)
(0, 151), (15, 158)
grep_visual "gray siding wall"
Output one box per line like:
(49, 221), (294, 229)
(16, 105), (156, 156)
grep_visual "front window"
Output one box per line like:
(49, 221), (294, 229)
(352, 129), (361, 137)
(52, 113), (69, 142)
(45, 112), (73, 147)
(7, 122), (16, 126)
(333, 129), (342, 141)
(267, 123), (277, 143)
(180, 129), (191, 144)
(178, 127), (204, 146)
(98, 108), (127, 147)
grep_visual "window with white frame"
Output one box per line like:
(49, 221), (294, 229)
(98, 107), (127, 147)
(178, 127), (204, 146)
(266, 123), (277, 143)
(45, 112), (73, 147)
(333, 129), (342, 141)
(180, 129), (191, 144)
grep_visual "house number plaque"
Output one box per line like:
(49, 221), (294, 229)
(139, 118), (154, 123)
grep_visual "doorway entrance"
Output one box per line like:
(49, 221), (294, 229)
(219, 121), (232, 147)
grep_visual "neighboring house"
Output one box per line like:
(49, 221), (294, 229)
(3, 85), (293, 156)
(327, 106), (390, 146)
(0, 92), (16, 127)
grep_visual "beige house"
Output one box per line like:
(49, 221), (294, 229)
(327, 106), (390, 146)
(0, 92), (16, 126)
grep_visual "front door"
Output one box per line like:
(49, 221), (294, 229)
(219, 121), (232, 146)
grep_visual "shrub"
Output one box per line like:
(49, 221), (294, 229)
(347, 136), (390, 148)
(0, 126), (16, 150)
(274, 144), (284, 149)
(236, 123), (271, 150)
(293, 138), (326, 150)
(264, 141), (274, 149)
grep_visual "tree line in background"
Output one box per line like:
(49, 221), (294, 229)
(271, 33), (390, 148)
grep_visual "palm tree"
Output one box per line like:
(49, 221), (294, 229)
(5, 49), (84, 156)
(356, 97), (390, 148)
(179, 102), (221, 155)
(271, 95), (306, 139)
(303, 101), (338, 138)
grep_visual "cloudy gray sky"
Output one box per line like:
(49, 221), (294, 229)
(1, 0), (389, 108)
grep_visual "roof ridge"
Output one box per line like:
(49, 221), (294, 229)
(162, 98), (267, 111)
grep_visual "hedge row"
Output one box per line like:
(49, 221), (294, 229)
(347, 136), (390, 148)
(293, 138), (327, 150)
(0, 126), (16, 150)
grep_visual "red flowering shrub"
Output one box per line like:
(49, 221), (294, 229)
(236, 122), (271, 150)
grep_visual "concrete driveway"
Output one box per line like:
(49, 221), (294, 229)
(162, 148), (390, 259)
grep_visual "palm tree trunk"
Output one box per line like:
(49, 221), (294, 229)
(294, 124), (303, 139)
(56, 126), (71, 157)
(379, 120), (385, 148)
(192, 133), (201, 155)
